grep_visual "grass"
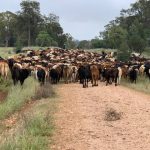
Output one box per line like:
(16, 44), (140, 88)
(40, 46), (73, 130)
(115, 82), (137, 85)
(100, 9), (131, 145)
(122, 76), (150, 94)
(0, 47), (14, 59)
(0, 96), (56, 150)
(0, 77), (38, 120)
(87, 48), (117, 54)
(0, 113), (54, 150)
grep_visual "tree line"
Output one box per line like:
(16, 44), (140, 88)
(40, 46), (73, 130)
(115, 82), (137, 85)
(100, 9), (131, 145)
(77, 0), (150, 57)
(0, 0), (69, 48)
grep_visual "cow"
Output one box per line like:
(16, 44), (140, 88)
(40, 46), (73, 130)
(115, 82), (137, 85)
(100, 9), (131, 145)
(117, 67), (122, 85)
(144, 64), (150, 79)
(128, 67), (138, 83)
(90, 65), (99, 86)
(71, 66), (78, 83)
(11, 64), (31, 85)
(0, 61), (9, 80)
(49, 68), (59, 84)
(104, 67), (119, 86)
(63, 64), (74, 84)
(78, 64), (91, 88)
(37, 68), (46, 85)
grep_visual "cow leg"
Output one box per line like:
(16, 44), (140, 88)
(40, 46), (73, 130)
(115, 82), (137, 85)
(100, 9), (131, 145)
(106, 77), (109, 86)
(86, 79), (88, 88)
(115, 76), (118, 86)
(83, 79), (85, 88)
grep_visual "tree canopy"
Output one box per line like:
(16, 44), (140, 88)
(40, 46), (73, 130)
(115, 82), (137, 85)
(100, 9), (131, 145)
(0, 0), (67, 48)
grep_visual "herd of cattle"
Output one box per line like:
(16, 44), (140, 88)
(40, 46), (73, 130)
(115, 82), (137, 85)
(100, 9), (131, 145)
(0, 48), (150, 88)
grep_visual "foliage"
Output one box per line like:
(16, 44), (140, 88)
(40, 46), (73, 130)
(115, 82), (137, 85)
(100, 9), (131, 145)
(101, 0), (150, 54)
(36, 31), (53, 47)
(117, 41), (131, 62)
(0, 1), (67, 48)
(78, 40), (91, 49)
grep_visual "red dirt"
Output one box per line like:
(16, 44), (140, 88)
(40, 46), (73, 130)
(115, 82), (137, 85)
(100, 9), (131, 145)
(51, 83), (150, 150)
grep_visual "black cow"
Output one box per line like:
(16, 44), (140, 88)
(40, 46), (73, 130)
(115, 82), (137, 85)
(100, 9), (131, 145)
(37, 68), (46, 85)
(11, 66), (30, 85)
(144, 63), (150, 79)
(104, 68), (119, 86)
(78, 65), (91, 88)
(49, 69), (59, 84)
(128, 67), (138, 83)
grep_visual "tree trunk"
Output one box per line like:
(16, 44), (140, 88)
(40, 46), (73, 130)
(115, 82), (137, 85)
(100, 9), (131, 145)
(5, 35), (9, 47)
(28, 23), (31, 47)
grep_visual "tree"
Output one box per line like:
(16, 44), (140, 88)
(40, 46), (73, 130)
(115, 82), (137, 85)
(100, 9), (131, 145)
(18, 0), (42, 46)
(65, 33), (77, 49)
(117, 41), (131, 62)
(128, 19), (147, 54)
(36, 31), (57, 47)
(0, 11), (17, 47)
(78, 40), (91, 49)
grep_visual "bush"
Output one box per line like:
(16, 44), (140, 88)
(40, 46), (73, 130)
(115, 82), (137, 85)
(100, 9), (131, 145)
(34, 83), (55, 100)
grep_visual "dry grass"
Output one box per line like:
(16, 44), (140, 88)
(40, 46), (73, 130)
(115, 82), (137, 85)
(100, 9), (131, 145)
(104, 108), (122, 121)
(122, 76), (150, 95)
(34, 83), (55, 100)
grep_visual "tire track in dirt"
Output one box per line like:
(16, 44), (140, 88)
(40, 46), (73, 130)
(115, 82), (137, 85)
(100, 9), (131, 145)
(52, 83), (150, 150)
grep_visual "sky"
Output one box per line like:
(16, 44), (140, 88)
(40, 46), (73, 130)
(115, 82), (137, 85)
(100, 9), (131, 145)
(0, 0), (136, 40)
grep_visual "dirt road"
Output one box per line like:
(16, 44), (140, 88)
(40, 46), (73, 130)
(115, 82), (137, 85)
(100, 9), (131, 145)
(52, 83), (150, 150)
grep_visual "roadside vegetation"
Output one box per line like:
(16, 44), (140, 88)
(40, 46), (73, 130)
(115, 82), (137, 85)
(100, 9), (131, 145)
(122, 76), (150, 95)
(0, 77), (38, 120)
(0, 77), (56, 149)
(0, 97), (56, 150)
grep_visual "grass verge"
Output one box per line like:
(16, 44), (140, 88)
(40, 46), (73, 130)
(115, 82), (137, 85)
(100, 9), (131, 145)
(0, 77), (38, 120)
(0, 79), (56, 150)
(0, 96), (56, 150)
(122, 76), (150, 94)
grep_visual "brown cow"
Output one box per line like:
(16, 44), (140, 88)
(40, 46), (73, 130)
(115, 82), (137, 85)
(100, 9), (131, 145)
(90, 65), (99, 86)
(0, 61), (9, 79)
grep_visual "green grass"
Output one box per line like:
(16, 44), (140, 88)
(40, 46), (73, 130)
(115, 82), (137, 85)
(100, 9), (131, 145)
(0, 47), (14, 59)
(0, 97), (56, 150)
(0, 114), (54, 150)
(122, 76), (150, 94)
(0, 77), (38, 120)
(87, 48), (117, 54)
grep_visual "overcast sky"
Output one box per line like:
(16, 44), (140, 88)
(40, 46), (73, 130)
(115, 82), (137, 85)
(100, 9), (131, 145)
(0, 0), (136, 40)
